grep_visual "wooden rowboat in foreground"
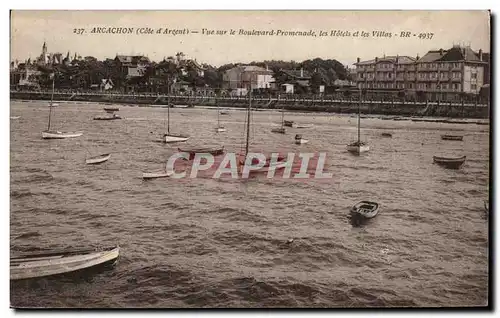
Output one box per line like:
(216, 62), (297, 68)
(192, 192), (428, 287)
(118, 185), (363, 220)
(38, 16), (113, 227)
(433, 155), (466, 169)
(10, 245), (120, 281)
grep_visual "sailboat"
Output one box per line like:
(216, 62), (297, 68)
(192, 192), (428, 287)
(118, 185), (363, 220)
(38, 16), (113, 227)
(238, 90), (288, 174)
(271, 107), (286, 134)
(346, 89), (369, 154)
(163, 100), (189, 143)
(215, 101), (226, 133)
(41, 73), (83, 139)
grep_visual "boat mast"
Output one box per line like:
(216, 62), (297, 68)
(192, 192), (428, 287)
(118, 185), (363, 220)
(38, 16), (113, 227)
(47, 73), (55, 131)
(167, 96), (170, 134)
(245, 90), (251, 158)
(281, 106), (284, 128)
(358, 88), (361, 144)
(217, 99), (220, 127)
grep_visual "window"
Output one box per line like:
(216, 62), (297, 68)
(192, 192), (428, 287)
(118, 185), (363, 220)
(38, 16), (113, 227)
(388, 73), (392, 79)
(471, 73), (477, 79)
(453, 83), (458, 90)
(471, 84), (477, 90)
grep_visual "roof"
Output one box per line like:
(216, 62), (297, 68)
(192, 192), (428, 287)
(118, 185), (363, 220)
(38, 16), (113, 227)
(356, 55), (416, 65)
(115, 55), (151, 64)
(281, 69), (312, 79)
(417, 46), (487, 63)
(225, 65), (272, 74)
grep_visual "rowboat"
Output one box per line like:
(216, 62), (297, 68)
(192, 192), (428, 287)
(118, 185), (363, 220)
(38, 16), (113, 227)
(42, 130), (83, 139)
(10, 116), (20, 120)
(215, 127), (227, 133)
(94, 114), (121, 120)
(284, 120), (294, 127)
(295, 134), (309, 145)
(441, 135), (463, 141)
(381, 133), (392, 137)
(178, 146), (225, 160)
(10, 245), (120, 281)
(219, 110), (229, 115)
(85, 153), (110, 165)
(350, 201), (379, 219)
(142, 171), (172, 180)
(433, 155), (466, 169)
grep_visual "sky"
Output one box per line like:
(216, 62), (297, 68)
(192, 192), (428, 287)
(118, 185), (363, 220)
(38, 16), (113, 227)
(10, 10), (490, 67)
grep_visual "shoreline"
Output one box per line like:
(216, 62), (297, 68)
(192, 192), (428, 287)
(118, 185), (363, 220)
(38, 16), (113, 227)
(10, 91), (490, 120)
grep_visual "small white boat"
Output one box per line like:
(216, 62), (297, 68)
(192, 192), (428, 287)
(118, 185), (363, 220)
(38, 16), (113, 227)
(220, 110), (229, 115)
(41, 130), (83, 139)
(85, 153), (111, 165)
(295, 134), (309, 145)
(346, 141), (370, 154)
(215, 127), (227, 133)
(142, 171), (172, 180)
(49, 103), (59, 107)
(350, 201), (379, 219)
(164, 134), (189, 143)
(10, 116), (20, 120)
(10, 245), (120, 280)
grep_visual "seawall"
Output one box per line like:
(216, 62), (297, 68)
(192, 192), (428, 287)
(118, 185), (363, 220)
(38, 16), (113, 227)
(10, 91), (489, 119)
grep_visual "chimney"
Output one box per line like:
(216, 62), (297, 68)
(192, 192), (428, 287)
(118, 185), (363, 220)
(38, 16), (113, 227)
(300, 67), (304, 78)
(375, 57), (378, 63)
(396, 54), (399, 63)
(357, 57), (360, 64)
(416, 54), (420, 60)
(439, 48), (443, 56)
(479, 49), (483, 61)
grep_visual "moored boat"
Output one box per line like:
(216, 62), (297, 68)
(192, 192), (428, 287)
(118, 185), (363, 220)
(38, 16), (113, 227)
(295, 134), (309, 145)
(178, 146), (225, 160)
(295, 124), (313, 129)
(441, 135), (463, 141)
(103, 106), (120, 112)
(215, 127), (227, 133)
(271, 127), (286, 134)
(381, 133), (392, 137)
(433, 155), (466, 169)
(10, 245), (120, 281)
(85, 153), (111, 165)
(347, 141), (370, 154)
(350, 201), (379, 219)
(42, 130), (83, 139)
(94, 114), (121, 120)
(164, 133), (189, 143)
(142, 171), (172, 180)
(284, 120), (294, 127)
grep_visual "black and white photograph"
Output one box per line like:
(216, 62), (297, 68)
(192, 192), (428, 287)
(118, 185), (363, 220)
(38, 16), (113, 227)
(8, 9), (491, 309)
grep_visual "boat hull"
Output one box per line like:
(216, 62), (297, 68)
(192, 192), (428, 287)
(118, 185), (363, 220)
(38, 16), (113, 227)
(346, 144), (370, 154)
(178, 147), (225, 160)
(41, 131), (83, 139)
(85, 154), (111, 165)
(142, 172), (171, 179)
(295, 138), (309, 145)
(433, 156), (466, 169)
(10, 246), (119, 281)
(164, 134), (189, 143)
(215, 127), (227, 133)
(350, 201), (379, 219)
(295, 124), (313, 129)
(271, 128), (286, 134)
(441, 135), (463, 141)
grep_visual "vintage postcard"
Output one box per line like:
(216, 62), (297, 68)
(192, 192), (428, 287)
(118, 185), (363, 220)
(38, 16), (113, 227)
(9, 10), (490, 308)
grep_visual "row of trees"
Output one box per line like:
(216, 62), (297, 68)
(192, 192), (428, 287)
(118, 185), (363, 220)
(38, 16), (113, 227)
(21, 56), (352, 92)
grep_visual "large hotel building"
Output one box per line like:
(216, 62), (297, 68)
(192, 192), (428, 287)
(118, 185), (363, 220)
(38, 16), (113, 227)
(354, 45), (489, 100)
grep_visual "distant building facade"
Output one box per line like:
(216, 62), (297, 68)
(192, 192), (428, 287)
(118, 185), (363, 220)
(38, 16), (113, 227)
(355, 45), (488, 100)
(222, 65), (275, 92)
